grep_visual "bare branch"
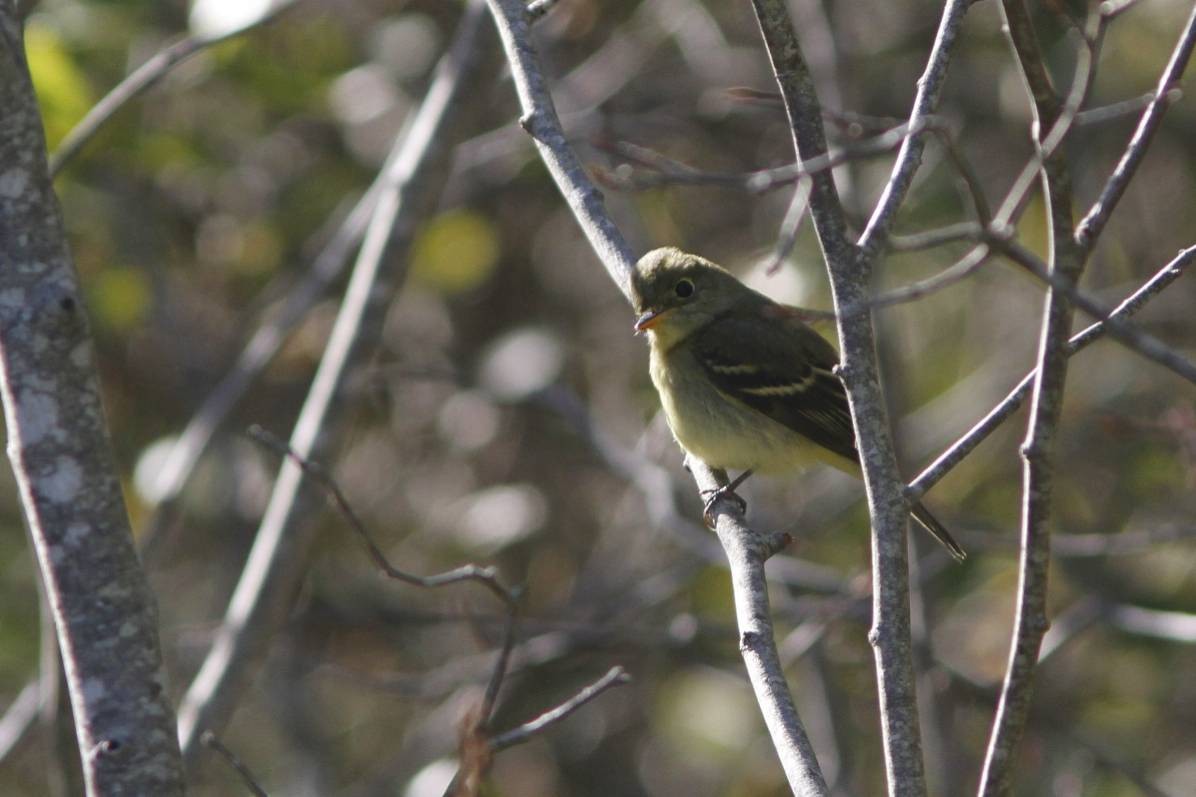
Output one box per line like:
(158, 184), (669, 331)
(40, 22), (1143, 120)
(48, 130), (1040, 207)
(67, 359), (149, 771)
(1074, 3), (1196, 253)
(1108, 604), (1196, 644)
(1075, 89), (1170, 127)
(0, 10), (184, 793)
(201, 731), (269, 797)
(248, 425), (527, 797)
(765, 178), (813, 274)
(487, 0), (831, 791)
(445, 666), (630, 797)
(750, 1), (982, 792)
(887, 223), (984, 252)
(909, 246), (1195, 500)
(687, 457), (830, 795)
(990, 234), (1196, 385)
(0, 682), (38, 764)
(599, 119), (949, 195)
(489, 666), (631, 752)
(857, 0), (973, 257)
(978, 5), (1089, 792)
(846, 244), (991, 317)
(245, 426), (519, 608)
(485, 0), (637, 297)
(175, 1), (492, 762)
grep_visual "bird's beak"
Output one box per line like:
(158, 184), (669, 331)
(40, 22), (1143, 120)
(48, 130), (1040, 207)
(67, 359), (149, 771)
(634, 307), (671, 334)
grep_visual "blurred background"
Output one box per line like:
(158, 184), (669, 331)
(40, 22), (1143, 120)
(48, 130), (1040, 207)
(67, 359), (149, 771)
(2, 0), (1195, 794)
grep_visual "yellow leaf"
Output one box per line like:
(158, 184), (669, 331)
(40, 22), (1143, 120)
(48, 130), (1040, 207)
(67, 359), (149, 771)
(24, 24), (93, 149)
(90, 267), (151, 331)
(410, 210), (500, 295)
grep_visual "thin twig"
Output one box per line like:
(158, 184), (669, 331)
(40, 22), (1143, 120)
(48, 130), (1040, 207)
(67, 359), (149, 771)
(245, 426), (519, 608)
(845, 244), (991, 317)
(1074, 89), (1169, 127)
(766, 177), (813, 274)
(489, 666), (631, 751)
(1074, 3), (1196, 253)
(443, 666), (631, 797)
(248, 425), (526, 797)
(599, 119), (949, 195)
(857, 0), (973, 258)
(887, 222), (983, 252)
(175, 2), (492, 763)
(0, 681), (38, 763)
(49, 0), (302, 176)
(989, 234), (1196, 386)
(908, 246), (1195, 500)
(201, 731), (269, 797)
(985, 14), (1106, 238)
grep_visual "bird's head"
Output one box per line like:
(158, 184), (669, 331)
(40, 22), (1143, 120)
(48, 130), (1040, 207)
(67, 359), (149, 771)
(630, 247), (748, 348)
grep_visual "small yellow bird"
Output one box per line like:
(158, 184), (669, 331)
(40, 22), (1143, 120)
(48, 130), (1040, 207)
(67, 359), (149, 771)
(631, 247), (965, 561)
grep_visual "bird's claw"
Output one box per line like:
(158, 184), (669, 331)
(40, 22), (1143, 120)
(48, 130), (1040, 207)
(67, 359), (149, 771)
(701, 485), (747, 527)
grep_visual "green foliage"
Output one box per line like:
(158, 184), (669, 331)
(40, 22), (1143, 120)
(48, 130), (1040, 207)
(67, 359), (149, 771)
(24, 23), (93, 147)
(411, 209), (501, 295)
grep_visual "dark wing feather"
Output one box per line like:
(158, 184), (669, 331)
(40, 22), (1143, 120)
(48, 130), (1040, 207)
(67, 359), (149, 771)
(691, 310), (859, 464)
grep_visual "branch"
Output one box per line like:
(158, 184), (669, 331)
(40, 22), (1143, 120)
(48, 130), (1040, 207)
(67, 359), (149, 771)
(908, 246), (1194, 500)
(687, 458), (829, 795)
(138, 169), (384, 561)
(750, 2), (976, 793)
(1108, 604), (1196, 644)
(857, 0), (973, 257)
(0, 681), (38, 764)
(175, 1), (492, 763)
(990, 234), (1196, 385)
(447, 666), (631, 797)
(1075, 2), (1196, 254)
(979, 4), (1087, 793)
(485, 0), (830, 790)
(201, 731), (269, 797)
(485, 0), (637, 297)
(248, 427), (531, 797)
(597, 119), (950, 194)
(488, 666), (631, 752)
(0, 12), (183, 794)
(245, 426), (520, 608)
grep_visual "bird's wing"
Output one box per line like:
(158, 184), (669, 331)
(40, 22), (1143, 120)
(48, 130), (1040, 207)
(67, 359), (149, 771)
(691, 309), (859, 463)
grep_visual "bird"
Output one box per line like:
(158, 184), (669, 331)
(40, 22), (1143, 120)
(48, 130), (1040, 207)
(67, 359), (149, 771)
(630, 246), (966, 561)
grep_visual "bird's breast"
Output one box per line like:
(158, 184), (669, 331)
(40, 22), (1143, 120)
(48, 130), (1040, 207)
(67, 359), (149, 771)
(649, 344), (819, 473)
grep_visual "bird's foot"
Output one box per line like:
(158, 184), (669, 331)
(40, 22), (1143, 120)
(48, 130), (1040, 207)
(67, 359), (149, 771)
(701, 485), (747, 527)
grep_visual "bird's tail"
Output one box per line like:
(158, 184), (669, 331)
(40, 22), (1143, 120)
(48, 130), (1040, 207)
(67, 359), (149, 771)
(910, 502), (967, 562)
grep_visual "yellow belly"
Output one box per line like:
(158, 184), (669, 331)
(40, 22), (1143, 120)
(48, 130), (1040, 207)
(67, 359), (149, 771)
(649, 345), (856, 475)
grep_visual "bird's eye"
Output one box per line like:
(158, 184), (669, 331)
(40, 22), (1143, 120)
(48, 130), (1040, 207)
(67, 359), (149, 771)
(674, 279), (695, 299)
